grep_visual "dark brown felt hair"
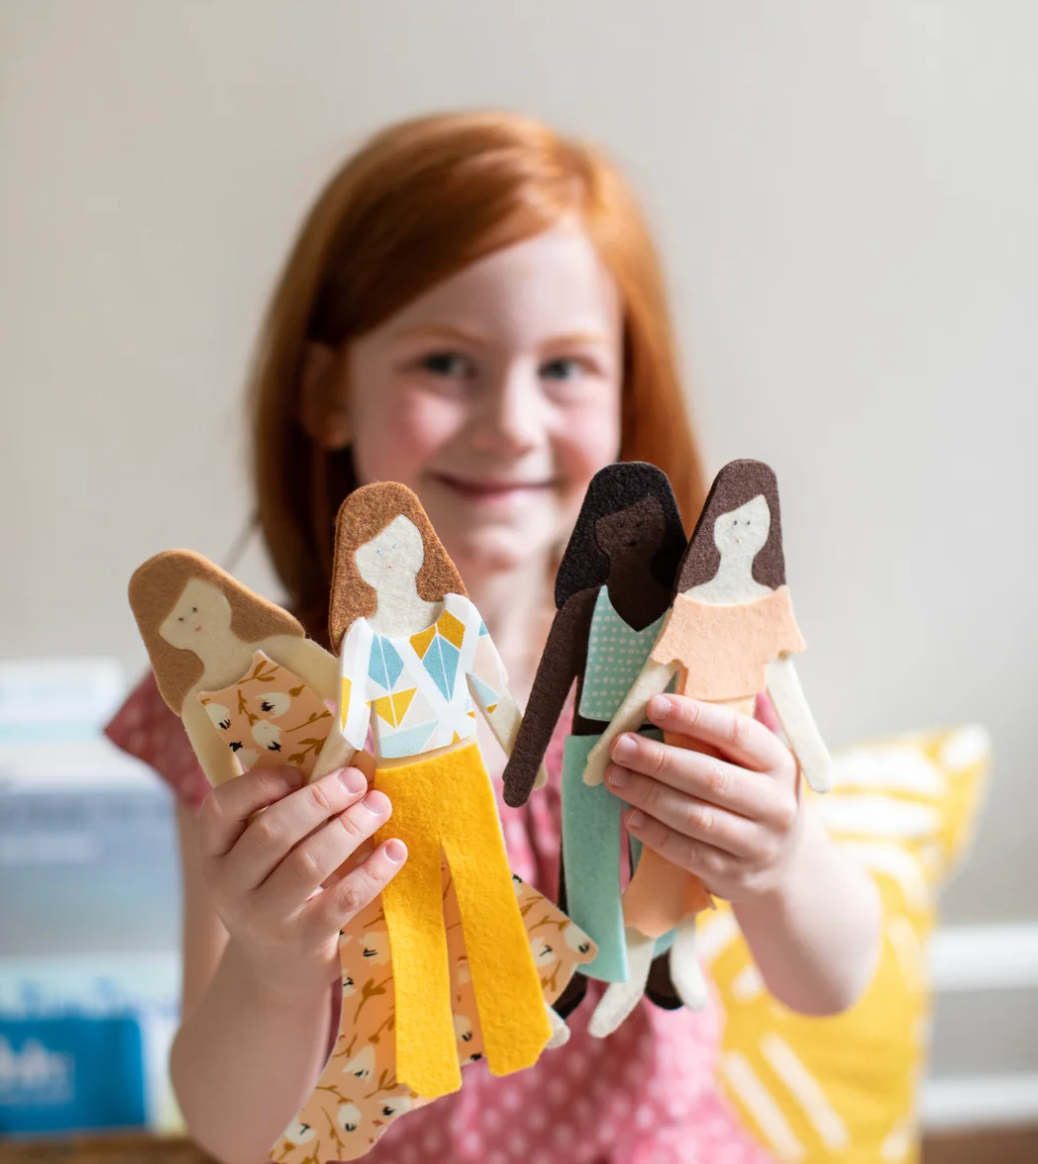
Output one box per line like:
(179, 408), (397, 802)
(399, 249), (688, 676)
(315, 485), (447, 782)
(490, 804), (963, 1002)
(327, 482), (466, 651)
(129, 550), (304, 714)
(555, 462), (687, 608)
(675, 459), (785, 593)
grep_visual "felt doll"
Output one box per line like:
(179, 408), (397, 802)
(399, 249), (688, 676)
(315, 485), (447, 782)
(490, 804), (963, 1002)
(127, 549), (341, 784)
(582, 459), (832, 1037)
(503, 462), (696, 1013)
(129, 542), (596, 1162)
(319, 481), (589, 1104)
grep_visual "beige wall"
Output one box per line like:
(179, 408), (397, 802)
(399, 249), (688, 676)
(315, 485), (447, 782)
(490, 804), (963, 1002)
(2, 1), (1036, 922)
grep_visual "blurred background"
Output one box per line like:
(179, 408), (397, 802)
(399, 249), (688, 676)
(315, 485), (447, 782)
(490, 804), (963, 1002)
(1, 0), (1036, 1158)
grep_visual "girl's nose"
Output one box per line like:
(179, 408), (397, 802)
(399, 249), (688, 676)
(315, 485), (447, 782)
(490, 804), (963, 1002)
(470, 364), (542, 455)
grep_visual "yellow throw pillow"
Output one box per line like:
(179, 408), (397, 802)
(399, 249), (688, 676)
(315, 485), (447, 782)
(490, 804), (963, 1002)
(700, 725), (991, 1164)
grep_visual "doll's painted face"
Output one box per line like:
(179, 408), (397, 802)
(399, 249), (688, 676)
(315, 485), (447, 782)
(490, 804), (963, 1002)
(594, 494), (666, 566)
(344, 221), (623, 575)
(713, 495), (771, 564)
(354, 515), (425, 593)
(159, 577), (232, 650)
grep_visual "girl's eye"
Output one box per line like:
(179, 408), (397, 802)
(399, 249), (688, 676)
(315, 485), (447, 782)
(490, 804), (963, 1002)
(540, 357), (582, 381)
(420, 351), (472, 378)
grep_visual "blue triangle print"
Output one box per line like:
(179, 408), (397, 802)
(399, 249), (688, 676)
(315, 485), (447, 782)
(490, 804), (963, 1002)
(368, 636), (403, 691)
(469, 673), (499, 710)
(423, 633), (460, 701)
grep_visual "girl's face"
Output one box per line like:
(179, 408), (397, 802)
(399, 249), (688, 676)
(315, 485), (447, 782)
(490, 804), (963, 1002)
(343, 222), (623, 574)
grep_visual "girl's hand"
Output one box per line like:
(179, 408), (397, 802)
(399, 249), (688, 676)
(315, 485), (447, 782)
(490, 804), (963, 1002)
(196, 765), (406, 1002)
(604, 694), (801, 902)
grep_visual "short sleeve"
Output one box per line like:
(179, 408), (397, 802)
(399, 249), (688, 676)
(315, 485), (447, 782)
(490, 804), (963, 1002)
(104, 671), (210, 815)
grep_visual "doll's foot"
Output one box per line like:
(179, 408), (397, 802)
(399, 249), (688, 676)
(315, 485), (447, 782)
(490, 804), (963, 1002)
(588, 929), (654, 1038)
(671, 916), (708, 1010)
(545, 1002), (571, 1049)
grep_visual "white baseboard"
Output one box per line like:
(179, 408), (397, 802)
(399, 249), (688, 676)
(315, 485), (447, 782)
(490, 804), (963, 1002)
(923, 922), (1038, 1131)
(931, 923), (1038, 993)
(922, 1073), (1038, 1131)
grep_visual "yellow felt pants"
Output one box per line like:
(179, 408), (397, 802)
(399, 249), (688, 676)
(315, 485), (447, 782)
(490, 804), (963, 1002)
(374, 742), (551, 1099)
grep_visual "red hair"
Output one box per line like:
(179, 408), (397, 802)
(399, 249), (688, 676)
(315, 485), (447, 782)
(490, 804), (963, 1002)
(250, 110), (706, 643)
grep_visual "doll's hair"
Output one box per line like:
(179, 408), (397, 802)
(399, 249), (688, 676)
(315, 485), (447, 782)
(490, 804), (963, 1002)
(327, 482), (465, 652)
(554, 462), (686, 608)
(675, 460), (786, 593)
(128, 550), (304, 713)
(248, 110), (707, 644)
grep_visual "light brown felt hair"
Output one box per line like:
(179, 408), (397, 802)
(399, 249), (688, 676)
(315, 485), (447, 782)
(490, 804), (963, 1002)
(248, 110), (708, 645)
(676, 459), (786, 593)
(328, 483), (465, 652)
(128, 549), (304, 714)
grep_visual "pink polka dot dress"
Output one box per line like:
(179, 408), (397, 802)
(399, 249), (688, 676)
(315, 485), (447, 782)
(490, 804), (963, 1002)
(106, 674), (774, 1164)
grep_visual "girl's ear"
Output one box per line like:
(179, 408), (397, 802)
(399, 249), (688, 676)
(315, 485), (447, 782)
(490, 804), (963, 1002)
(298, 342), (351, 450)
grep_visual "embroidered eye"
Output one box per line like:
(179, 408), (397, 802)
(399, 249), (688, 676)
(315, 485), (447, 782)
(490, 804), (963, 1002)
(177, 617), (184, 622)
(191, 606), (197, 613)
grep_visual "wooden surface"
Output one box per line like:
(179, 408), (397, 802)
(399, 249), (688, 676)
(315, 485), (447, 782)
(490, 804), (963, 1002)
(2, 1129), (1038, 1163)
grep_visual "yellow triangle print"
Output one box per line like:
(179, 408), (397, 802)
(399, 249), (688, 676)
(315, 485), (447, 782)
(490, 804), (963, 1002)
(410, 625), (436, 658)
(340, 676), (351, 730)
(486, 704), (497, 714)
(451, 731), (462, 744)
(391, 688), (416, 724)
(437, 609), (465, 650)
(373, 688), (417, 727)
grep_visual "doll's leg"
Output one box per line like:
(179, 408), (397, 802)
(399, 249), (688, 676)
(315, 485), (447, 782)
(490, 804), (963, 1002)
(441, 747), (552, 1077)
(373, 769), (461, 1101)
(670, 914), (708, 1010)
(561, 734), (628, 982)
(587, 928), (656, 1038)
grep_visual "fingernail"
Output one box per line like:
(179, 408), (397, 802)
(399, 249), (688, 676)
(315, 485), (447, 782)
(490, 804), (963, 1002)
(648, 695), (671, 720)
(385, 838), (407, 863)
(362, 790), (391, 816)
(613, 734), (636, 761)
(339, 768), (366, 795)
(627, 809), (646, 829)
(606, 766), (630, 788)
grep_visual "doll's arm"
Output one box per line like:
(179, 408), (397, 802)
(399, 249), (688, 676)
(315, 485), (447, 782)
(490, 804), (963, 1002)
(182, 695), (241, 788)
(262, 635), (339, 704)
(502, 590), (594, 808)
(765, 654), (832, 793)
(465, 627), (543, 783)
(583, 658), (676, 787)
(310, 623), (372, 782)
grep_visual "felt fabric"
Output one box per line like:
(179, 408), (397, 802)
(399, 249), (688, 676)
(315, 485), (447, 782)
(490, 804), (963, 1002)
(561, 729), (677, 982)
(372, 743), (552, 1099)
(578, 586), (668, 721)
(196, 652), (332, 778)
(675, 459), (786, 594)
(338, 593), (496, 761)
(272, 865), (596, 1163)
(328, 482), (465, 651)
(651, 586), (806, 702)
(623, 842), (715, 939)
(502, 588), (594, 808)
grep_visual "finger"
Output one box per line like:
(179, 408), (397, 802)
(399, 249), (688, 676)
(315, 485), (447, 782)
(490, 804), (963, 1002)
(307, 838), (407, 934)
(643, 695), (790, 773)
(198, 766), (307, 859)
(257, 788), (393, 913)
(625, 806), (732, 885)
(605, 766), (759, 858)
(224, 768), (370, 893)
(606, 733), (791, 824)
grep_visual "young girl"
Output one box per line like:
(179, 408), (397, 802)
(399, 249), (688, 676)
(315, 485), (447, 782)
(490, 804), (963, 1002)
(107, 110), (880, 1164)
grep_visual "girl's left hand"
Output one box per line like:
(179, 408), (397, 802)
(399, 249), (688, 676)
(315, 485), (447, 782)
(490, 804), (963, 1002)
(605, 693), (802, 902)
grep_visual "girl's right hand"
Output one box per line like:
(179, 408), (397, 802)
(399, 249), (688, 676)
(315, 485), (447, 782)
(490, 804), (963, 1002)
(196, 765), (406, 1003)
